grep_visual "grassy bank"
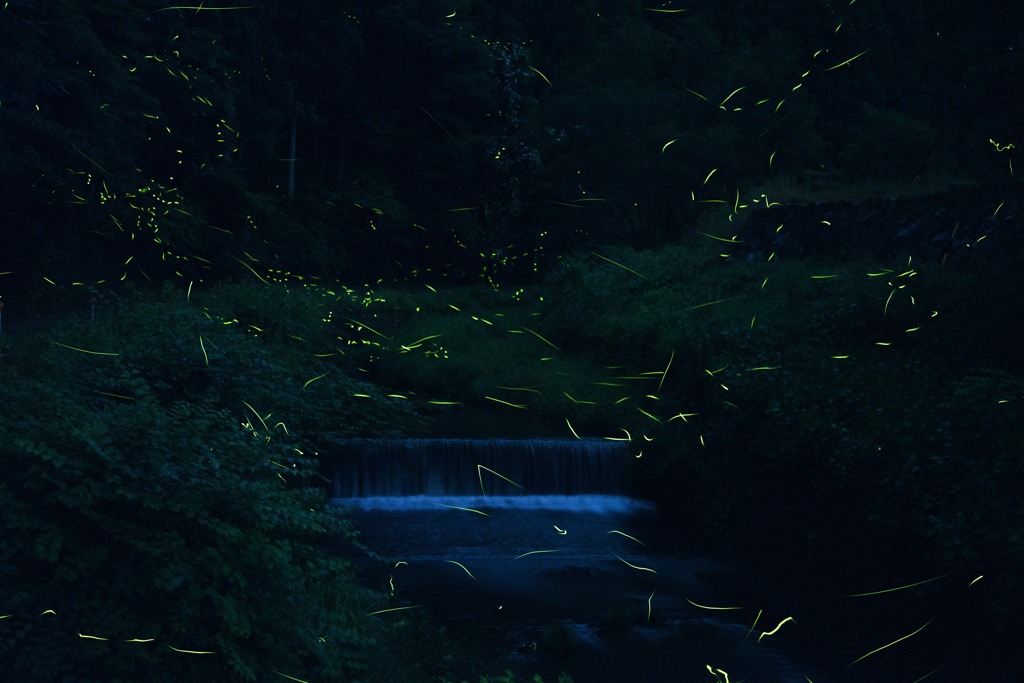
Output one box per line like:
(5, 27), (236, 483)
(2, 232), (1020, 678)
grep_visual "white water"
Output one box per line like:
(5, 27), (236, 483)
(330, 438), (990, 682)
(330, 493), (655, 513)
(341, 496), (838, 682)
(326, 437), (631, 498)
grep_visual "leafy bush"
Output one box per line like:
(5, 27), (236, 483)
(0, 284), (412, 682)
(837, 105), (939, 181)
(534, 243), (1024, 612)
(363, 285), (623, 427)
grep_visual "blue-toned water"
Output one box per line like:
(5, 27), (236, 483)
(334, 493), (654, 514)
(326, 437), (631, 499)
(327, 439), (844, 681)
(339, 498), (837, 682)
(330, 439), (990, 682)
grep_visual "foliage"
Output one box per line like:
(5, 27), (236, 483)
(2, 0), (1023, 677)
(540, 243), (1023, 609)
(439, 672), (573, 683)
(4, 0), (1020, 301)
(0, 284), (418, 681)
(837, 105), (939, 180)
(356, 237), (1024, 614)
(359, 284), (635, 433)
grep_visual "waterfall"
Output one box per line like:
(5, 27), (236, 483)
(325, 438), (647, 511)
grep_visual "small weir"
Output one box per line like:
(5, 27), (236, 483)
(326, 437), (650, 512)
(326, 438), (843, 682)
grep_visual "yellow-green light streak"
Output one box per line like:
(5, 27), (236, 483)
(844, 574), (947, 597)
(52, 342), (119, 356)
(849, 620), (931, 666)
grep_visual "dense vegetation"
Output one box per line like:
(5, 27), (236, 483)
(0, 286), (410, 681)
(367, 234), (1024, 600)
(3, 0), (1021, 302)
(2, 0), (1022, 680)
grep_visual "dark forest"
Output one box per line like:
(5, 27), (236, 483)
(1, 1), (1022, 681)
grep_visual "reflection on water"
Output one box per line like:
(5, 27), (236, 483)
(332, 493), (654, 513)
(328, 439), (994, 682)
(339, 496), (843, 682)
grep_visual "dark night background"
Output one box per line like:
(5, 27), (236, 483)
(1, 1), (1022, 681)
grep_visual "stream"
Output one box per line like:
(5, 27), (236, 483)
(328, 439), (1014, 682)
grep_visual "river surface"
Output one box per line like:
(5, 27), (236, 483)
(327, 438), (1016, 682)
(335, 495), (952, 683)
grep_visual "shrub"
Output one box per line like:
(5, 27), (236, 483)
(0, 285), (406, 681)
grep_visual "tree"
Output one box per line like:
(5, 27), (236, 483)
(0, 284), (417, 681)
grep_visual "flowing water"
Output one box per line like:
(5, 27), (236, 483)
(327, 438), (630, 499)
(327, 439), (993, 682)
